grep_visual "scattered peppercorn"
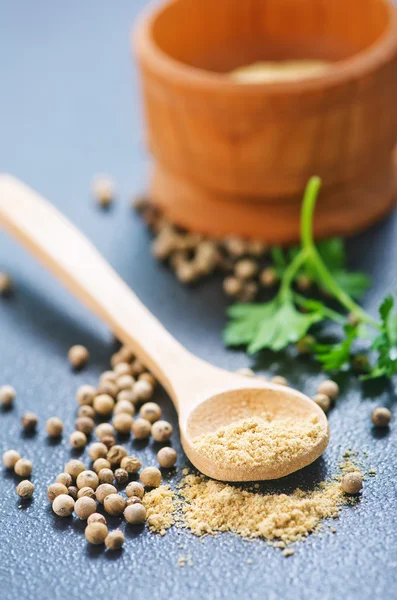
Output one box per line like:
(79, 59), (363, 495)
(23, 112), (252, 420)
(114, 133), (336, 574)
(236, 367), (255, 377)
(235, 259), (258, 280)
(105, 445), (126, 468)
(312, 393), (331, 413)
(91, 175), (115, 208)
(105, 529), (124, 551)
(88, 442), (108, 462)
(140, 402), (161, 423)
(21, 411), (38, 432)
(68, 486), (79, 500)
(85, 522), (108, 545)
(341, 472), (363, 495)
(95, 423), (115, 439)
(78, 405), (95, 419)
(0, 385), (16, 408)
(120, 456), (142, 474)
(68, 345), (89, 370)
(114, 468), (129, 485)
(56, 472), (73, 487)
(98, 468), (114, 485)
(104, 493), (126, 516)
(76, 470), (99, 490)
(2, 449), (21, 469)
(151, 420), (173, 442)
(75, 416), (95, 435)
(52, 494), (75, 517)
(124, 503), (147, 524)
(125, 496), (143, 507)
(126, 481), (145, 499)
(116, 389), (137, 406)
(100, 434), (116, 449)
(260, 267), (278, 287)
(139, 372), (156, 388)
(132, 418), (152, 439)
(371, 407), (392, 427)
(140, 466), (161, 488)
(93, 393), (115, 416)
(92, 458), (111, 474)
(317, 380), (339, 401)
(46, 416), (64, 437)
(96, 483), (117, 504)
(87, 513), (107, 526)
(74, 496), (97, 520)
(64, 459), (86, 480)
(47, 483), (69, 502)
(77, 486), (96, 499)
(16, 480), (34, 499)
(14, 458), (33, 477)
(97, 380), (119, 398)
(69, 430), (87, 449)
(157, 447), (177, 469)
(114, 400), (135, 416)
(76, 385), (96, 406)
(113, 412), (133, 435)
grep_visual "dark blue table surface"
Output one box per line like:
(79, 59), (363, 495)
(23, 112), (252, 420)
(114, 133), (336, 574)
(0, 2), (396, 599)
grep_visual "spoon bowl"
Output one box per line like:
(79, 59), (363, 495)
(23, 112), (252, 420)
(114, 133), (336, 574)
(0, 175), (329, 481)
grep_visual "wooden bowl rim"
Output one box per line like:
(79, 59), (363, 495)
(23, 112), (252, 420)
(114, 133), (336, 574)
(133, 0), (397, 94)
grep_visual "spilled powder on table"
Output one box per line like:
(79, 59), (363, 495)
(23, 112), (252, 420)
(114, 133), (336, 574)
(144, 457), (362, 547)
(192, 416), (323, 469)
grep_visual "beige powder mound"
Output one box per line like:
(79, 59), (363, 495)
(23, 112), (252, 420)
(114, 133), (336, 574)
(143, 485), (176, 535)
(178, 474), (351, 544)
(192, 416), (323, 469)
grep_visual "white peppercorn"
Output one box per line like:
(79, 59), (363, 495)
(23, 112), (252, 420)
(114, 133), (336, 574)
(317, 380), (339, 401)
(134, 381), (154, 402)
(97, 380), (119, 398)
(2, 449), (21, 469)
(116, 389), (137, 406)
(93, 394), (114, 416)
(68, 486), (79, 500)
(96, 483), (117, 504)
(77, 486), (96, 499)
(68, 345), (89, 369)
(106, 445), (127, 467)
(140, 466), (161, 488)
(98, 468), (114, 485)
(130, 359), (145, 376)
(114, 362), (131, 377)
(114, 400), (135, 416)
(85, 522), (108, 544)
(100, 435), (116, 449)
(0, 272), (13, 296)
(87, 512), (107, 526)
(76, 385), (96, 406)
(75, 416), (95, 435)
(69, 431), (87, 449)
(0, 385), (16, 408)
(132, 418), (151, 439)
(113, 412), (133, 435)
(260, 267), (278, 287)
(157, 447), (177, 468)
(120, 456), (142, 474)
(88, 442), (108, 461)
(75, 496), (97, 520)
(56, 472), (73, 487)
(126, 481), (144, 499)
(92, 458), (111, 473)
(105, 530), (124, 551)
(114, 468), (128, 485)
(21, 412), (38, 432)
(64, 459), (85, 480)
(151, 420), (173, 442)
(341, 472), (363, 495)
(139, 372), (156, 388)
(95, 423), (115, 439)
(371, 407), (392, 427)
(223, 276), (242, 298)
(76, 470), (99, 490)
(52, 494), (75, 517)
(46, 417), (64, 437)
(236, 367), (255, 377)
(47, 483), (68, 502)
(124, 503), (147, 524)
(91, 175), (115, 208)
(139, 402), (161, 423)
(16, 480), (34, 499)
(104, 493), (126, 516)
(234, 259), (258, 280)
(14, 458), (33, 477)
(271, 375), (288, 386)
(78, 405), (95, 419)
(312, 393), (331, 413)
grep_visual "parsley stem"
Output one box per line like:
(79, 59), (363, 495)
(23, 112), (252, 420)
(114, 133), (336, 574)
(279, 249), (308, 299)
(300, 177), (379, 328)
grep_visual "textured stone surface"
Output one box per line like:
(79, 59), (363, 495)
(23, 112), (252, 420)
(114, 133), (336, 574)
(0, 2), (396, 599)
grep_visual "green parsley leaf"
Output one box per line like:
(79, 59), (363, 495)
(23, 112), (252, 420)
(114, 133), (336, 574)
(363, 296), (397, 380)
(314, 324), (359, 371)
(224, 294), (323, 354)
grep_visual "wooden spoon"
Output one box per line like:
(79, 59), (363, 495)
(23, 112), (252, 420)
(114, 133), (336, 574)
(0, 175), (329, 481)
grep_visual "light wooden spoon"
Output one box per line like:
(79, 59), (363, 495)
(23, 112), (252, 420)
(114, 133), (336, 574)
(0, 175), (329, 481)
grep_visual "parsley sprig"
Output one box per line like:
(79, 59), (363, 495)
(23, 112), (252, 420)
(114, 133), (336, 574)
(224, 177), (397, 379)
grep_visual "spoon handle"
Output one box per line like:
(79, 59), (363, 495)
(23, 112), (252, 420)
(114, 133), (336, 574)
(0, 174), (191, 398)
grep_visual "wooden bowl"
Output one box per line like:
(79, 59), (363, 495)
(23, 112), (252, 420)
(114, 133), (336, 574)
(134, 0), (397, 243)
